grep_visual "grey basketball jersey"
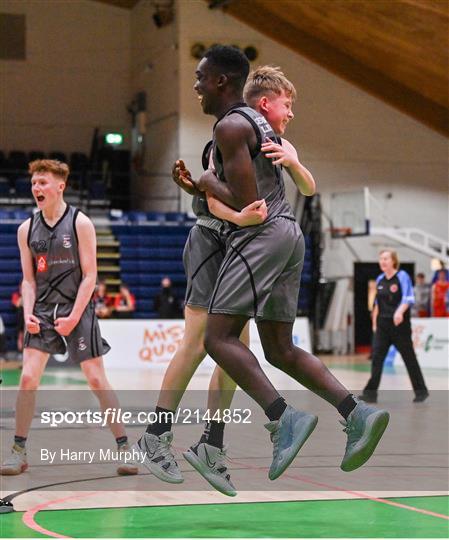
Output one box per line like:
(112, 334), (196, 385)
(27, 205), (82, 304)
(212, 105), (294, 224)
(191, 140), (216, 220)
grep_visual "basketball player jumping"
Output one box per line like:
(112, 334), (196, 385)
(186, 46), (390, 483)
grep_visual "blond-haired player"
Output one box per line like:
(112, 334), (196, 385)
(0, 160), (137, 476)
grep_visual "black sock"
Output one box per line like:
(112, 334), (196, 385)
(14, 436), (27, 449)
(116, 436), (128, 447)
(199, 421), (211, 444)
(265, 397), (287, 421)
(337, 394), (357, 420)
(203, 421), (225, 449)
(146, 406), (174, 437)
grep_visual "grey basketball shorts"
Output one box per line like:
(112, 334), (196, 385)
(24, 301), (110, 363)
(209, 217), (305, 322)
(183, 223), (227, 309)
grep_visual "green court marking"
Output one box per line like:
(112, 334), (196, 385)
(1, 496), (448, 538)
(0, 513), (47, 538)
(0, 368), (87, 387)
(330, 363), (372, 372)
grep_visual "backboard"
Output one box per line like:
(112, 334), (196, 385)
(329, 187), (370, 238)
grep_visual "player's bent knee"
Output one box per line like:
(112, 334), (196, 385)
(204, 332), (219, 358)
(184, 342), (207, 364)
(264, 345), (295, 370)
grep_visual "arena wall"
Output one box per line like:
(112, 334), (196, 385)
(0, 0), (130, 153)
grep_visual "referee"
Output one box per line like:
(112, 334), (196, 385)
(361, 249), (429, 403)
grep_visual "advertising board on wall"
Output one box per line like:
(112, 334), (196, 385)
(98, 318), (312, 371)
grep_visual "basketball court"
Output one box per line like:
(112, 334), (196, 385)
(1, 357), (448, 538)
(1, 1), (448, 537)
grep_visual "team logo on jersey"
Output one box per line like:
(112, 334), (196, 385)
(62, 235), (72, 248)
(255, 116), (272, 133)
(390, 284), (398, 293)
(36, 255), (48, 273)
(31, 240), (48, 253)
(78, 337), (87, 351)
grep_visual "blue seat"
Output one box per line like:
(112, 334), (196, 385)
(0, 177), (10, 196)
(120, 247), (139, 259)
(119, 274), (141, 286)
(128, 211), (147, 223)
(13, 210), (31, 221)
(15, 177), (31, 197)
(130, 286), (150, 297)
(0, 260), (21, 271)
(0, 233), (18, 245)
(136, 236), (158, 246)
(133, 311), (158, 319)
(0, 246), (19, 257)
(120, 260), (139, 272)
(116, 223), (190, 318)
(162, 236), (188, 247)
(164, 212), (187, 223)
(146, 211), (166, 222)
(132, 247), (183, 260)
(116, 235), (139, 247)
(0, 272), (22, 285)
(111, 224), (131, 235)
(148, 261), (184, 273)
(135, 299), (154, 311)
(0, 285), (16, 298)
(0, 299), (12, 310)
(1, 312), (16, 325)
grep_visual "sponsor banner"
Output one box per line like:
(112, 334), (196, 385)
(95, 318), (311, 371)
(389, 318), (448, 369)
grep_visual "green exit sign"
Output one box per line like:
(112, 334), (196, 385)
(104, 133), (123, 145)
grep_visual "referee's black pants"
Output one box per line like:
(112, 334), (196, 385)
(364, 318), (428, 396)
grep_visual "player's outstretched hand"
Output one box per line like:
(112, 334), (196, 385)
(261, 138), (298, 167)
(26, 314), (40, 334)
(238, 199), (268, 226)
(54, 316), (78, 337)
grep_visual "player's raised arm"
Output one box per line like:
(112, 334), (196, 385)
(262, 138), (316, 196)
(54, 213), (97, 336)
(17, 219), (40, 334)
